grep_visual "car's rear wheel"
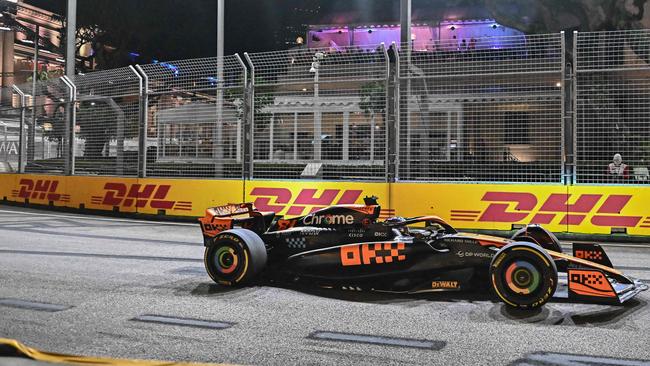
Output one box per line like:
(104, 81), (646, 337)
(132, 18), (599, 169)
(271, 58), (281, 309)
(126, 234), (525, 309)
(490, 242), (557, 309)
(204, 229), (267, 286)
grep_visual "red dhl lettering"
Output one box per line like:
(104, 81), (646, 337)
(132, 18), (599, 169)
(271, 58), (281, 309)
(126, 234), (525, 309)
(250, 187), (362, 216)
(90, 183), (192, 211)
(452, 192), (642, 228)
(12, 179), (70, 202)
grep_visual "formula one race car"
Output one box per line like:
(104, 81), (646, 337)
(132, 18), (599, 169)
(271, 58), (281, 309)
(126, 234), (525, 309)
(198, 197), (647, 309)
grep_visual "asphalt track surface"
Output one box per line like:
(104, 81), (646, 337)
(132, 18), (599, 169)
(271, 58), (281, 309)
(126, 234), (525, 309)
(1, 205), (650, 366)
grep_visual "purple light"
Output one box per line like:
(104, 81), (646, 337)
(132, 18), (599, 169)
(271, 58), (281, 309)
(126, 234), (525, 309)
(306, 20), (524, 52)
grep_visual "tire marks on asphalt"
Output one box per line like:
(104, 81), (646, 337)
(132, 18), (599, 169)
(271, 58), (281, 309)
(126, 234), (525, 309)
(0, 298), (72, 312)
(309, 331), (445, 350)
(131, 314), (235, 330)
(509, 352), (650, 366)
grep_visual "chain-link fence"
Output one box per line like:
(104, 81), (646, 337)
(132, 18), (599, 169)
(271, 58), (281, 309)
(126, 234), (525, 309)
(139, 56), (247, 178)
(575, 30), (650, 184)
(2, 30), (650, 184)
(396, 33), (565, 182)
(71, 67), (142, 176)
(14, 77), (73, 175)
(245, 45), (389, 180)
(0, 86), (21, 173)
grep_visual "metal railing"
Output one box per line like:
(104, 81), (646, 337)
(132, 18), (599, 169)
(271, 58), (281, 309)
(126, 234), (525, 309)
(0, 30), (648, 185)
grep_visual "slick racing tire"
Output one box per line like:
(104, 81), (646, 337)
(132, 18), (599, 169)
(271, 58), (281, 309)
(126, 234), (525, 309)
(490, 242), (557, 309)
(204, 229), (267, 286)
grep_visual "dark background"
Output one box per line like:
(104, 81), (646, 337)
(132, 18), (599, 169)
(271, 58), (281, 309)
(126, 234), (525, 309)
(22, 0), (490, 61)
(22, 0), (649, 65)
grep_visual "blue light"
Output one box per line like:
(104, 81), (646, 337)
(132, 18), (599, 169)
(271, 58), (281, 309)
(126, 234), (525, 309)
(153, 60), (179, 77)
(206, 76), (218, 86)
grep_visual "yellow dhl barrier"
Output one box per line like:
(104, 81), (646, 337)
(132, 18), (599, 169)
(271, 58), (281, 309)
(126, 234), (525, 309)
(1, 173), (650, 236)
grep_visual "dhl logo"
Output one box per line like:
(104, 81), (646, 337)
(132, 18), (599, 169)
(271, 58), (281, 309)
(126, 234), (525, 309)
(451, 192), (645, 228)
(340, 242), (406, 266)
(90, 183), (192, 211)
(11, 179), (70, 203)
(250, 187), (363, 216)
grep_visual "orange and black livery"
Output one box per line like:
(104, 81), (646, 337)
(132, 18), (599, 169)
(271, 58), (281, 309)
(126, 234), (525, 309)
(199, 196), (647, 309)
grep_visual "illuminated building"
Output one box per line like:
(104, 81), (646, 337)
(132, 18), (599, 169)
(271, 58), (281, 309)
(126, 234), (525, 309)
(0, 0), (65, 95)
(307, 19), (524, 50)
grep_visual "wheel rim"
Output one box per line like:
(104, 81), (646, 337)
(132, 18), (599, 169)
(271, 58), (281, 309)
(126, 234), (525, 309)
(215, 246), (239, 274)
(504, 260), (540, 295)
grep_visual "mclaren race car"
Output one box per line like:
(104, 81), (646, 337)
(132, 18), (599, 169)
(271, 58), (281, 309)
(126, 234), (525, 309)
(198, 197), (647, 309)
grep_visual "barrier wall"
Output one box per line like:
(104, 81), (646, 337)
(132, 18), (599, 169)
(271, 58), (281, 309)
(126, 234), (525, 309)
(2, 174), (649, 236)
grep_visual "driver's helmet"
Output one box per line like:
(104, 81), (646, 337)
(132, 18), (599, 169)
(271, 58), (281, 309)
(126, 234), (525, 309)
(384, 216), (406, 225)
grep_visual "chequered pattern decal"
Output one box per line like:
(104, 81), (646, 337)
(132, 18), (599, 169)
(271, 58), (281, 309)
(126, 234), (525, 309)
(286, 237), (306, 249)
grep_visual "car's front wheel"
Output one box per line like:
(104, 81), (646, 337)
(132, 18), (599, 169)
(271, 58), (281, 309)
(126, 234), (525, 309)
(490, 242), (557, 309)
(204, 229), (267, 286)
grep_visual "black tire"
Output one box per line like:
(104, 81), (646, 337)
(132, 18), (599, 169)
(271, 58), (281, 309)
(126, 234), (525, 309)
(204, 229), (267, 286)
(490, 242), (557, 309)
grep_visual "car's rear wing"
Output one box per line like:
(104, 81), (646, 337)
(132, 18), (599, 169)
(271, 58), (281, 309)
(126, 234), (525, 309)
(199, 203), (275, 242)
(207, 202), (257, 218)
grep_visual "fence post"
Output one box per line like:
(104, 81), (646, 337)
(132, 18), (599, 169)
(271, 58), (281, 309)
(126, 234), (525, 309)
(234, 54), (248, 180)
(61, 76), (75, 175)
(244, 52), (255, 180)
(132, 65), (148, 178)
(12, 85), (26, 173)
(380, 43), (393, 183)
(560, 31), (575, 186)
(572, 31), (578, 185)
(392, 42), (401, 182)
(67, 77), (77, 175)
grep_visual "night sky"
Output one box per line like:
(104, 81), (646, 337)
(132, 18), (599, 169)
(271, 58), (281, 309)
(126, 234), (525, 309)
(23, 0), (490, 63)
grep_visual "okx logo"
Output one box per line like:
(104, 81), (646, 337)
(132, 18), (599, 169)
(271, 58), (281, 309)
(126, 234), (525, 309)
(451, 192), (643, 228)
(250, 187), (362, 216)
(91, 183), (192, 211)
(340, 242), (406, 266)
(11, 179), (70, 203)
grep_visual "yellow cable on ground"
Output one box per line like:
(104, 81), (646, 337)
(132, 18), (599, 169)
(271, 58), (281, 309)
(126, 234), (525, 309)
(0, 338), (240, 366)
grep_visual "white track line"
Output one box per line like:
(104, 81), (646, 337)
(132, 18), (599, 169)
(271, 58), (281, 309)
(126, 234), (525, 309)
(0, 208), (196, 226)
